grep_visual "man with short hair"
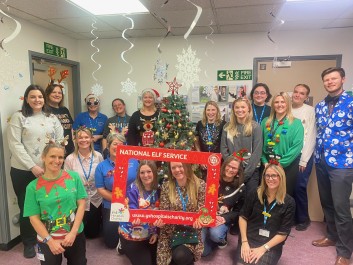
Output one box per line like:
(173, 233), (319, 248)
(291, 84), (316, 231)
(312, 67), (353, 265)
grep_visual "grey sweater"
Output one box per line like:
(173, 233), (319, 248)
(7, 111), (64, 170)
(220, 121), (263, 181)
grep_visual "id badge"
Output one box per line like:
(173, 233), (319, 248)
(36, 244), (45, 261)
(259, 228), (270, 237)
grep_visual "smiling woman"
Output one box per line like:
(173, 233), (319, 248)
(7, 84), (64, 258)
(221, 98), (263, 195)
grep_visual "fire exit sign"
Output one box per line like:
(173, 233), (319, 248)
(217, 70), (252, 81)
(44, 42), (67, 58)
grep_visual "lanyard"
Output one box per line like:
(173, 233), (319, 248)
(145, 190), (157, 202)
(78, 152), (93, 182)
(176, 182), (188, 211)
(206, 123), (215, 151)
(262, 198), (277, 226)
(253, 103), (266, 124)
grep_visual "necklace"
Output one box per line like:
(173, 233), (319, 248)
(88, 114), (98, 132)
(266, 116), (287, 153)
(253, 103), (266, 124)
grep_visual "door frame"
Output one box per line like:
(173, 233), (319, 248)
(253, 54), (342, 84)
(28, 51), (82, 117)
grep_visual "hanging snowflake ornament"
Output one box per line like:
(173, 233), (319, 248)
(153, 59), (168, 84)
(91, 83), (103, 96)
(166, 77), (182, 95)
(175, 45), (201, 89)
(121, 77), (137, 96)
(203, 85), (214, 97)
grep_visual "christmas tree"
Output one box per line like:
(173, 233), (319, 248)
(154, 95), (195, 150)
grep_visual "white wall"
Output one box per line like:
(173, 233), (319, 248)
(77, 28), (353, 116)
(0, 17), (79, 240)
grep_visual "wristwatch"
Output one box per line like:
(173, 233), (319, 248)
(42, 235), (52, 244)
(264, 244), (270, 252)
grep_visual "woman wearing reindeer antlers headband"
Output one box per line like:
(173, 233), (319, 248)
(7, 84), (64, 258)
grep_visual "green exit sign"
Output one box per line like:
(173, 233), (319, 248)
(217, 70), (252, 81)
(44, 42), (67, 58)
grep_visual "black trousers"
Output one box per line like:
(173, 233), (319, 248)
(170, 245), (194, 265)
(37, 232), (87, 265)
(102, 207), (119, 248)
(10, 167), (36, 246)
(120, 236), (157, 265)
(83, 203), (102, 238)
(283, 157), (300, 197)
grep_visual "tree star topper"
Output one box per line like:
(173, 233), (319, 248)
(166, 77), (182, 95)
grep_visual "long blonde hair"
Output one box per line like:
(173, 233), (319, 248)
(167, 162), (200, 209)
(201, 101), (222, 126)
(257, 164), (286, 204)
(224, 98), (253, 137)
(265, 92), (294, 127)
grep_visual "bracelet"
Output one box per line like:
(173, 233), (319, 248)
(42, 235), (52, 244)
(242, 240), (248, 243)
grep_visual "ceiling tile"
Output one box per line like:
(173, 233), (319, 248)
(214, 0), (285, 8)
(98, 13), (165, 30)
(140, 0), (212, 12)
(156, 9), (215, 28)
(29, 19), (74, 34)
(216, 4), (282, 25)
(47, 17), (115, 33)
(325, 18), (353, 29)
(220, 23), (271, 34)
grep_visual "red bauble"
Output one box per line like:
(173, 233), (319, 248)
(161, 108), (168, 113)
(175, 110), (180, 114)
(166, 124), (171, 129)
(159, 142), (165, 147)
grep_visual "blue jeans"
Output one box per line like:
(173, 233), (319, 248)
(201, 224), (229, 257)
(316, 158), (353, 258)
(294, 155), (314, 223)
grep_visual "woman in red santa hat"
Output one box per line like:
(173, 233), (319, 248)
(127, 89), (160, 146)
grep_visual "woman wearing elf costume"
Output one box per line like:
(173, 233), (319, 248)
(221, 98), (263, 195)
(64, 126), (104, 238)
(202, 156), (245, 256)
(127, 89), (159, 146)
(119, 160), (159, 265)
(261, 92), (304, 197)
(24, 142), (87, 265)
(236, 163), (295, 265)
(154, 162), (206, 265)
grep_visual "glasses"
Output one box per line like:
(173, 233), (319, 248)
(226, 165), (238, 171)
(265, 174), (279, 180)
(254, 91), (267, 95)
(87, 101), (99, 106)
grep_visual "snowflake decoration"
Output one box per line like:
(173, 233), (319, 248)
(175, 45), (201, 89)
(121, 77), (137, 96)
(91, 83), (103, 96)
(153, 59), (168, 84)
(202, 85), (214, 97)
(166, 77), (182, 95)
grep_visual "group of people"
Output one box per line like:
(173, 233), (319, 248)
(7, 67), (352, 265)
